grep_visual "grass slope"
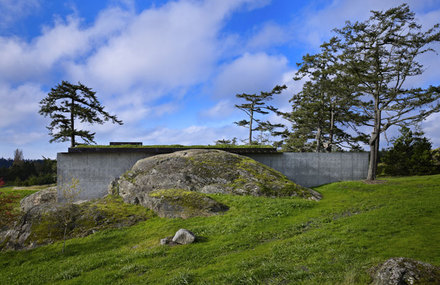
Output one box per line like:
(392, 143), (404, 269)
(1, 175), (439, 284)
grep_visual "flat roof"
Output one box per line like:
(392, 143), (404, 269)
(67, 146), (279, 155)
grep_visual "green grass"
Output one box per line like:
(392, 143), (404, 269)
(1, 175), (439, 284)
(74, 144), (275, 149)
(0, 186), (40, 228)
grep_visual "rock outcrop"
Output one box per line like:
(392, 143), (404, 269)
(20, 187), (57, 212)
(110, 149), (321, 216)
(1, 196), (151, 251)
(371, 257), (440, 285)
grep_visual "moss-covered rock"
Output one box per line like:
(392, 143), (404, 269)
(371, 257), (440, 284)
(0, 196), (154, 251)
(112, 149), (321, 214)
(146, 189), (228, 218)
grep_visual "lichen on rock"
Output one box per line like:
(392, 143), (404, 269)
(111, 149), (321, 213)
(371, 257), (440, 285)
(0, 195), (153, 251)
(146, 189), (228, 218)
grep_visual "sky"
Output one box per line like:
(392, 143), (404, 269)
(1, 0), (440, 159)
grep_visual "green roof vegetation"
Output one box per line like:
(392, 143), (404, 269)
(1, 175), (440, 284)
(74, 144), (275, 149)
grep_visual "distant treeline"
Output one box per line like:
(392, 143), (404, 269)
(0, 158), (13, 168)
(0, 159), (56, 186)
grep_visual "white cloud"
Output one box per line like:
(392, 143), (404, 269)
(67, 0), (262, 96)
(422, 112), (440, 148)
(0, 7), (131, 83)
(200, 100), (235, 119)
(0, 83), (45, 128)
(213, 52), (288, 98)
(246, 22), (288, 50)
(0, 0), (40, 28)
(138, 124), (247, 145)
(296, 0), (440, 48)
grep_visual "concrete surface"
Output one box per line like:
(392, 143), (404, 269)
(248, 152), (368, 188)
(57, 151), (369, 201)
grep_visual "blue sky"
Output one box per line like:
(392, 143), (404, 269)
(1, 0), (440, 159)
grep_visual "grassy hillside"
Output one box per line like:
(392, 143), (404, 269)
(1, 175), (439, 284)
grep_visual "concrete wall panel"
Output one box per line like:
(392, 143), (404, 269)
(58, 151), (369, 201)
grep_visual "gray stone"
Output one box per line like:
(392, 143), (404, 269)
(145, 189), (228, 219)
(172, 229), (195, 245)
(20, 187), (57, 212)
(1, 198), (149, 251)
(112, 149), (321, 215)
(372, 257), (440, 285)
(160, 236), (177, 245)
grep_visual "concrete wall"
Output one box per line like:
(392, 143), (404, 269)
(57, 151), (369, 201)
(57, 152), (153, 201)
(248, 152), (368, 188)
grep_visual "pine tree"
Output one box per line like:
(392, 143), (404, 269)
(234, 85), (286, 145)
(13, 149), (24, 166)
(39, 81), (123, 147)
(334, 4), (440, 180)
(279, 39), (367, 152)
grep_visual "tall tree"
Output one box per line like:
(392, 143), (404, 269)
(278, 40), (367, 152)
(13, 149), (24, 166)
(39, 81), (123, 147)
(234, 85), (286, 145)
(335, 4), (440, 180)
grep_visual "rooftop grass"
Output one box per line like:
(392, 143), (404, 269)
(74, 144), (275, 149)
(1, 175), (439, 284)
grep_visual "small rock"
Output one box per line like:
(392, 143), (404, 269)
(160, 236), (177, 245)
(172, 229), (195, 245)
(372, 257), (440, 285)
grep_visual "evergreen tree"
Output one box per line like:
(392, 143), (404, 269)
(279, 40), (367, 152)
(13, 149), (24, 166)
(234, 85), (286, 145)
(334, 4), (440, 180)
(39, 81), (123, 147)
(382, 127), (436, 176)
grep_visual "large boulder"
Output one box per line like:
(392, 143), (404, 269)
(20, 187), (57, 212)
(371, 257), (440, 285)
(110, 149), (321, 212)
(1, 196), (151, 251)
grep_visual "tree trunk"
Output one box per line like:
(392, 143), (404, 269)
(249, 109), (254, 145)
(367, 103), (381, 180)
(315, 126), (322, 152)
(367, 135), (378, 180)
(70, 97), (75, 148)
(328, 107), (335, 152)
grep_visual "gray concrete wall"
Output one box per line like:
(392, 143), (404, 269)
(248, 152), (368, 188)
(57, 151), (369, 201)
(57, 152), (153, 201)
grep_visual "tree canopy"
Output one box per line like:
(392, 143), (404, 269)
(234, 85), (286, 145)
(39, 81), (123, 147)
(382, 127), (437, 176)
(333, 4), (440, 179)
(279, 39), (367, 152)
